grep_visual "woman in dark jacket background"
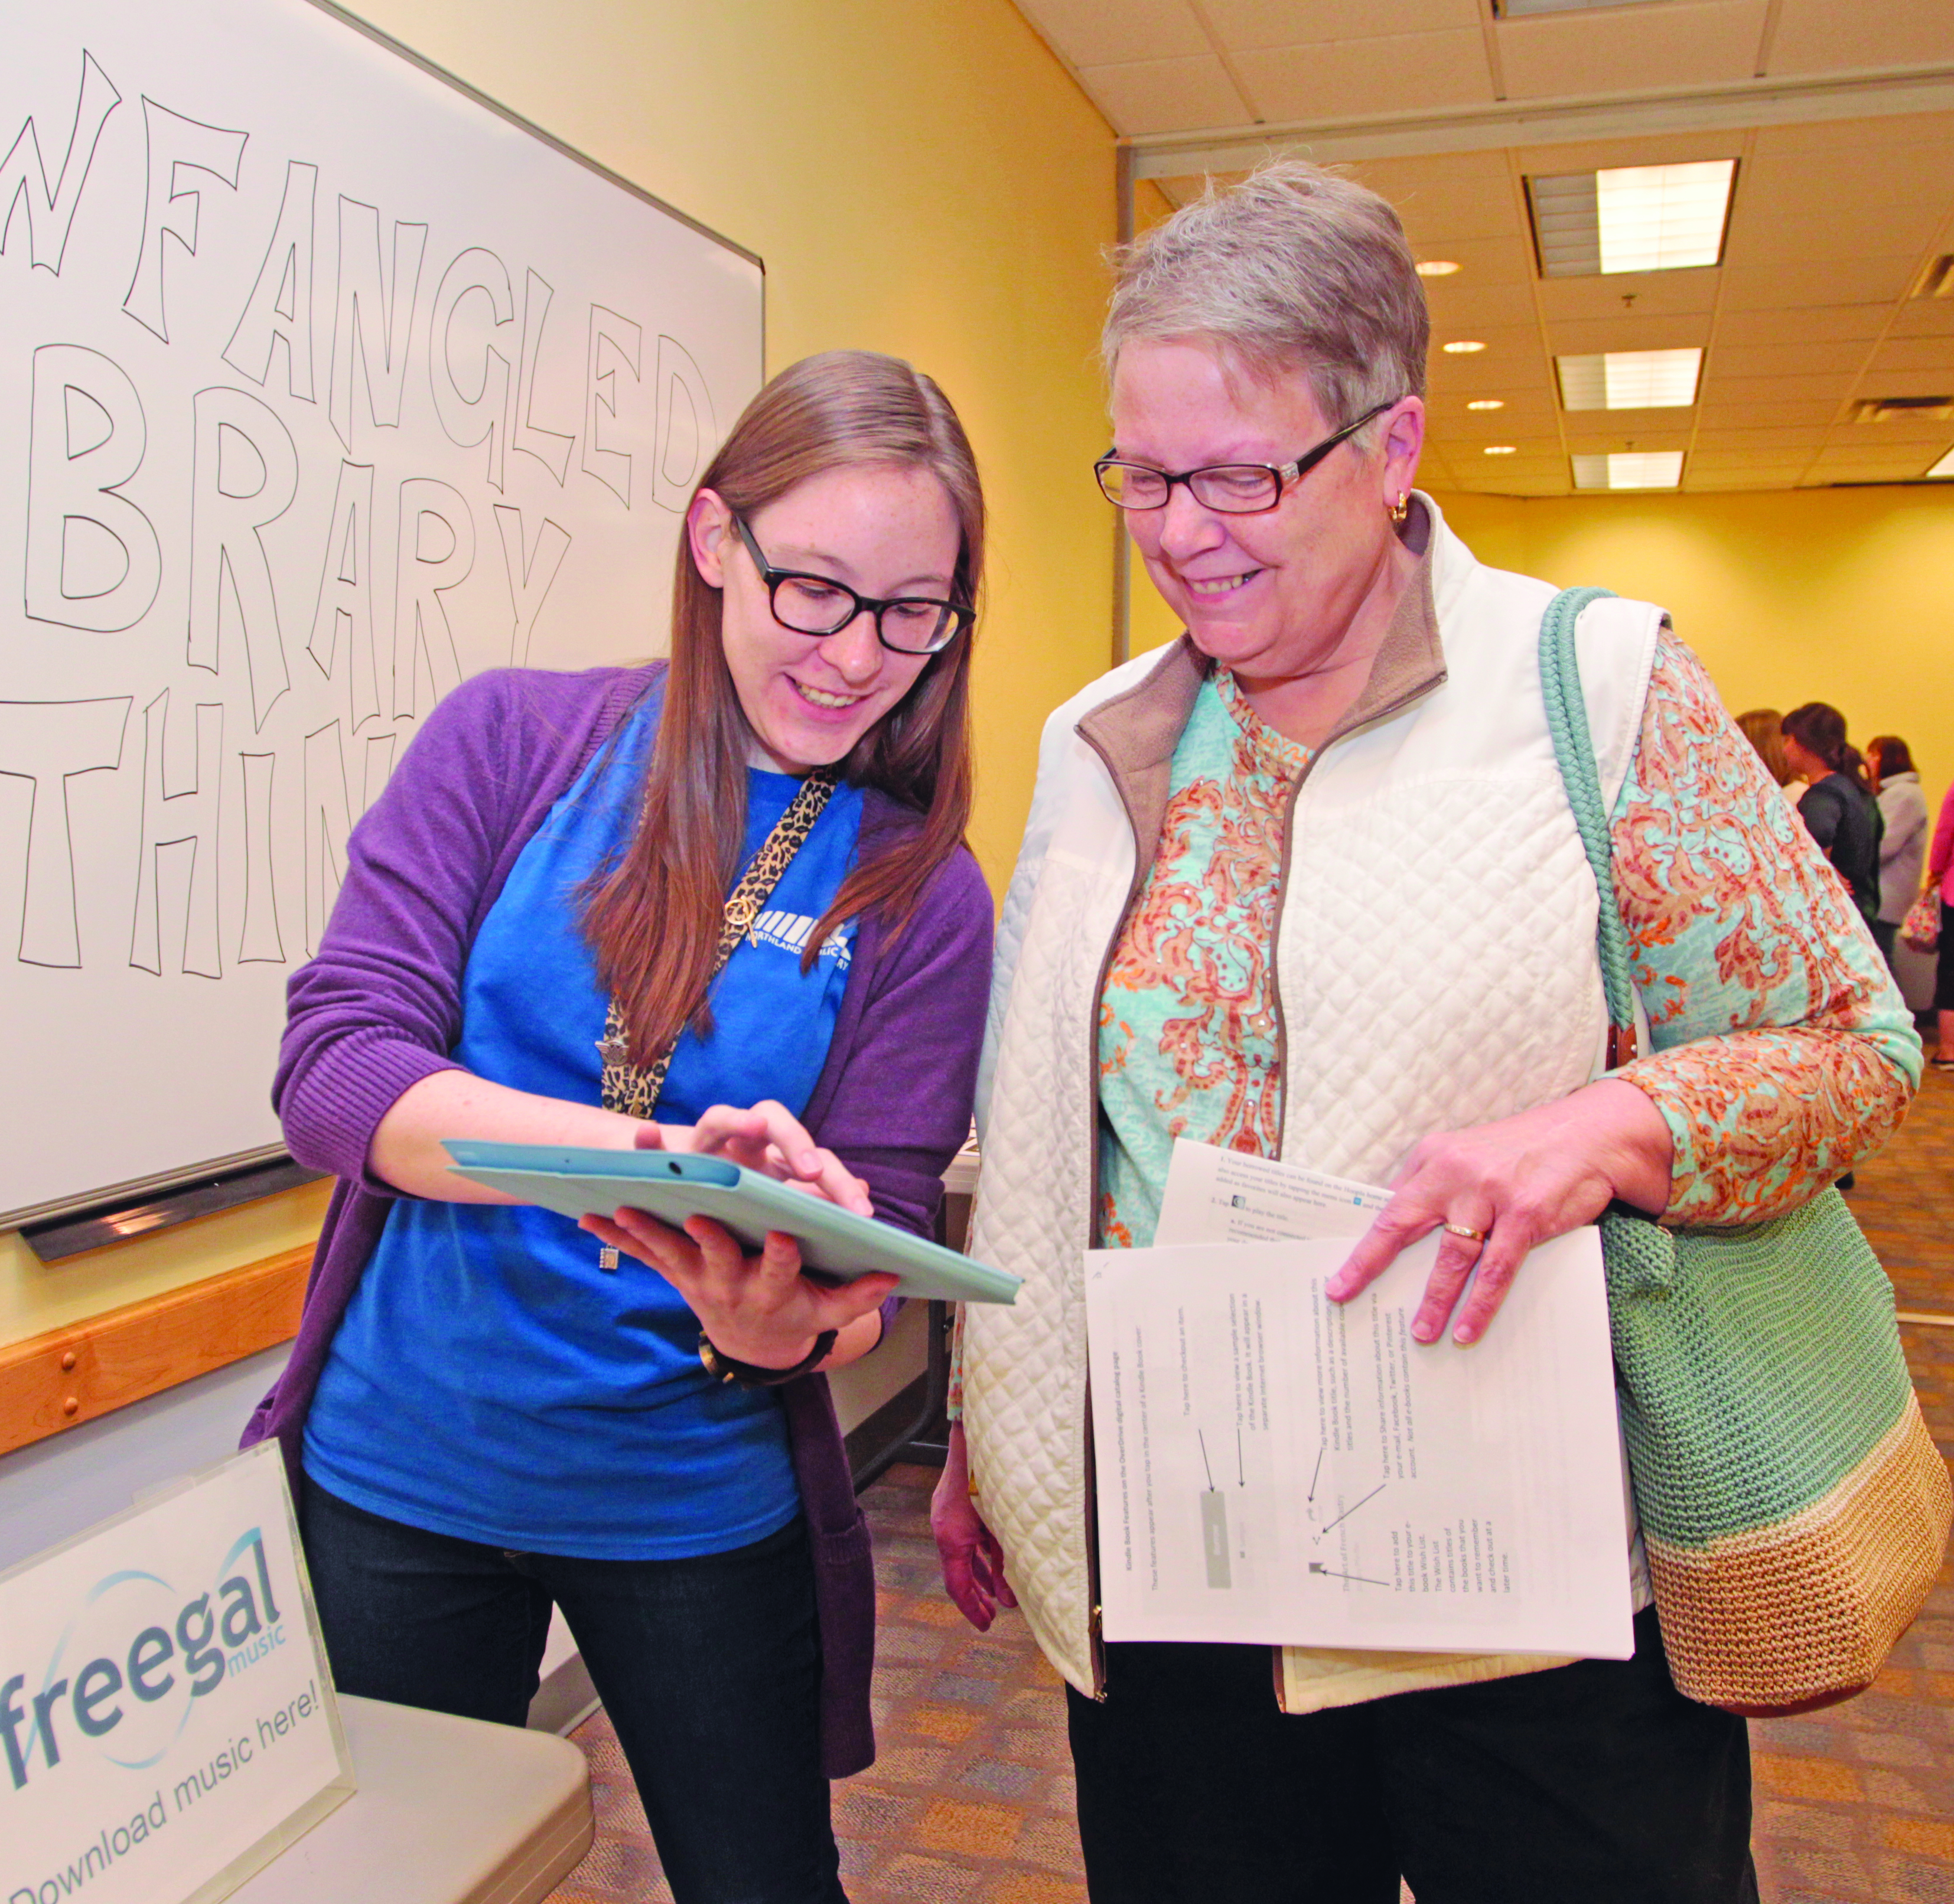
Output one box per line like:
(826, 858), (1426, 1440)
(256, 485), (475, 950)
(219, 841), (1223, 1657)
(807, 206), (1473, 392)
(1783, 702), (1883, 925)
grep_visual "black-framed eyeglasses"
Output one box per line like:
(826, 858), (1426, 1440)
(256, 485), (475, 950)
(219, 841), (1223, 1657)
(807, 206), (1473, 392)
(730, 514), (972, 656)
(1094, 400), (1401, 514)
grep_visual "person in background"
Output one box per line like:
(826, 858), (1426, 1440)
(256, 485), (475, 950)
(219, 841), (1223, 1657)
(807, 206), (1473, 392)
(1927, 775), (1954, 1073)
(1782, 703), (1883, 925)
(936, 161), (1917, 1904)
(1867, 735), (1927, 964)
(246, 350), (994, 1904)
(1737, 706), (1796, 793)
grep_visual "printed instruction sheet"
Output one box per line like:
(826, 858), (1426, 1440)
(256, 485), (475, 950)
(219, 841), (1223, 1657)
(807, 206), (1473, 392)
(1085, 1142), (1633, 1658)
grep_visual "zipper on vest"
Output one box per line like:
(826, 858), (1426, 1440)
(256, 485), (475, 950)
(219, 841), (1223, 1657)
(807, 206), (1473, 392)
(1072, 727), (1161, 1703)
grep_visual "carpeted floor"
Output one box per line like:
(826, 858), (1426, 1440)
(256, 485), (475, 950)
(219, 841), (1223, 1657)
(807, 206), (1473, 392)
(546, 1064), (1954, 1904)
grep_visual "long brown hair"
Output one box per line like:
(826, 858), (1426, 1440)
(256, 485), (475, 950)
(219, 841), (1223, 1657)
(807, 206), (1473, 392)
(584, 350), (984, 1067)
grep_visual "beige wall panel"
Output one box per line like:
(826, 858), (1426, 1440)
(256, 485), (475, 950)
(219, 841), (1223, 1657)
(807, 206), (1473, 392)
(1496, 0), (1769, 100)
(1201, 0), (1480, 47)
(1766, 0), (1954, 75)
(1077, 53), (1251, 133)
(1014, 0), (1207, 66)
(1232, 31), (1496, 121)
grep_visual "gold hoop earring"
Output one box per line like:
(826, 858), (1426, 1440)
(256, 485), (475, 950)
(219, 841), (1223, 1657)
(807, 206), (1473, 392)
(1389, 492), (1411, 526)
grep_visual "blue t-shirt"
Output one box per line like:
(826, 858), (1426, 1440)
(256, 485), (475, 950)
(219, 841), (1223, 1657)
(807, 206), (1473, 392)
(304, 699), (864, 1558)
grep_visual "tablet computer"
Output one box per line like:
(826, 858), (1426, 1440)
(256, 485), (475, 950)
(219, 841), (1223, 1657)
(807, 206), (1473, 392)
(442, 1140), (1020, 1305)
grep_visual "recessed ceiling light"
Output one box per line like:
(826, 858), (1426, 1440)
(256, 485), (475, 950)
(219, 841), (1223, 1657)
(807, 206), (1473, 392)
(1415, 260), (1461, 278)
(1558, 349), (1702, 410)
(1442, 340), (1487, 354)
(1467, 399), (1505, 411)
(1528, 160), (1735, 278)
(1483, 445), (1517, 455)
(1571, 451), (1684, 490)
(1927, 448), (1954, 478)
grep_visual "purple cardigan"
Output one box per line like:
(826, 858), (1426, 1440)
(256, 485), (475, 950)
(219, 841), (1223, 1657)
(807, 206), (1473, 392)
(243, 661), (992, 1778)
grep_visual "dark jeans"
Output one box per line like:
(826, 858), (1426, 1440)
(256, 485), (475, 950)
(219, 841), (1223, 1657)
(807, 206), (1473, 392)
(299, 1478), (845, 1904)
(1066, 1609), (1757, 1904)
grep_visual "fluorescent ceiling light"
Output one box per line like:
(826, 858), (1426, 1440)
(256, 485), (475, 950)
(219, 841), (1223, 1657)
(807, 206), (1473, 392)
(1529, 160), (1734, 276)
(1415, 259), (1461, 277)
(1558, 348), (1702, 410)
(1927, 448), (1954, 478)
(1572, 451), (1685, 490)
(1500, 0), (1668, 12)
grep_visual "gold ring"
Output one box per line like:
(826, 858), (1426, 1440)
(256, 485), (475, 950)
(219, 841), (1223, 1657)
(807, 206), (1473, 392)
(1441, 1221), (1489, 1244)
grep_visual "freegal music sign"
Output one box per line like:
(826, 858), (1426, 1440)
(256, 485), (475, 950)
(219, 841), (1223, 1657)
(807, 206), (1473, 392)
(0, 1442), (352, 1904)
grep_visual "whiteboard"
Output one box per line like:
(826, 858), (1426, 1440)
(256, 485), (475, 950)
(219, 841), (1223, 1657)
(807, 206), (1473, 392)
(0, 0), (764, 1225)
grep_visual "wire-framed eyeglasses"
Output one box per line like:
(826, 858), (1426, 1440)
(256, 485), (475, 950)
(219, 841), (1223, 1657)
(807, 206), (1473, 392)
(731, 514), (972, 656)
(1094, 400), (1400, 514)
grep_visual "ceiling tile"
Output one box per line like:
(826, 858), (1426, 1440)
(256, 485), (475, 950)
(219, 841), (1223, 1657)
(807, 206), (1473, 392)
(1701, 370), (1864, 402)
(1497, 0), (1769, 100)
(1714, 305), (1891, 346)
(1696, 397), (1848, 426)
(1738, 144), (1954, 217)
(1394, 234), (1538, 288)
(1013, 0), (1209, 67)
(1887, 300), (1954, 338)
(1533, 273), (1721, 322)
(1862, 336), (1954, 374)
(1719, 256), (1922, 308)
(1510, 131), (1746, 175)
(1692, 425), (1832, 450)
(1421, 283), (1542, 330)
(1846, 367), (1954, 400)
(1200, 0), (1481, 50)
(1344, 153), (1521, 245)
(1231, 31), (1496, 120)
(1709, 339), (1874, 378)
(1545, 314), (1712, 353)
(1564, 428), (1694, 452)
(1765, 0), (1954, 75)
(1076, 54), (1253, 135)
(1750, 111), (1954, 155)
(1728, 204), (1950, 268)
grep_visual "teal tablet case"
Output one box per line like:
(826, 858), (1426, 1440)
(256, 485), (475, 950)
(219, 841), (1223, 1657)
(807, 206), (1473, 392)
(441, 1140), (1020, 1305)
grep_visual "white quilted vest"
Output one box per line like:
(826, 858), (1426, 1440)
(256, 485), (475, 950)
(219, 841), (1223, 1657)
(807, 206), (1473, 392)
(963, 500), (1662, 1698)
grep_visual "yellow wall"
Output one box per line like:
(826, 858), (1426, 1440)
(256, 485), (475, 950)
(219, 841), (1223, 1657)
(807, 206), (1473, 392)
(1435, 484), (1954, 807)
(1, 0), (1121, 1350)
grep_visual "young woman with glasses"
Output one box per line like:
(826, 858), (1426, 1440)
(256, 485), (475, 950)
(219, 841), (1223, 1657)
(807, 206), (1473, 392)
(246, 351), (993, 1904)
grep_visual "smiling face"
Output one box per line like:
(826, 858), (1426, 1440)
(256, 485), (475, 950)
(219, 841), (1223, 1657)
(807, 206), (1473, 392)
(1108, 340), (1424, 690)
(688, 462), (960, 774)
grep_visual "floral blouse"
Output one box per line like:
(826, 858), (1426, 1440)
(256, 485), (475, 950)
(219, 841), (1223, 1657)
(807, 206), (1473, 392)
(947, 630), (1921, 1414)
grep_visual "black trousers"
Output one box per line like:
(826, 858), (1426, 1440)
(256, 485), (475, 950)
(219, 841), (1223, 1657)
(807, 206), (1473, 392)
(1066, 1609), (1757, 1904)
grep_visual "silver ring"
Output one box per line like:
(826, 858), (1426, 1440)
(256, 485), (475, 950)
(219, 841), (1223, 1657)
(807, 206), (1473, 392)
(1441, 1221), (1489, 1244)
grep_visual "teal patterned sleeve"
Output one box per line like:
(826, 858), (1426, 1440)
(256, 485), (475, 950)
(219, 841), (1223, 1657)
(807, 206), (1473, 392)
(1608, 632), (1921, 1225)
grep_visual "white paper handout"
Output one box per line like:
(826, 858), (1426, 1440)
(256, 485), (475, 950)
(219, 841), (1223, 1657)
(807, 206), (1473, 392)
(1086, 1142), (1632, 1658)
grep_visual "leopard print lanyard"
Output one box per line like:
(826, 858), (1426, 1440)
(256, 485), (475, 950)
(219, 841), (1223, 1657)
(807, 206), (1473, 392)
(595, 765), (840, 1123)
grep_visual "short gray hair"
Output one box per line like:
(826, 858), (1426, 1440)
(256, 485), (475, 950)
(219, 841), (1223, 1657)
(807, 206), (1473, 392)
(1105, 159), (1429, 428)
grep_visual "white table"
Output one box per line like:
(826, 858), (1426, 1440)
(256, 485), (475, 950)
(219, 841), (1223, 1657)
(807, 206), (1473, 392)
(232, 1695), (592, 1904)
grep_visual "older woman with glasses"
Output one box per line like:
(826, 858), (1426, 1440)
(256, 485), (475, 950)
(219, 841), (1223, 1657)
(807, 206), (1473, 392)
(933, 164), (1919, 1903)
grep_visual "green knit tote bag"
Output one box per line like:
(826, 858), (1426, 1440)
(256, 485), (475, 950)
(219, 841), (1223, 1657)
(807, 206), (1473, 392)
(1539, 586), (1949, 1716)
